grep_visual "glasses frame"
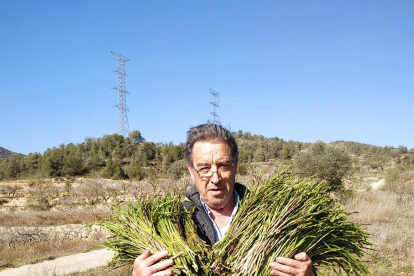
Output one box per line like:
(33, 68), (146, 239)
(192, 160), (235, 181)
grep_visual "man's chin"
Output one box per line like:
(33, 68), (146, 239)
(206, 196), (228, 209)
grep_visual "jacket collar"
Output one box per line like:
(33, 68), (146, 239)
(184, 182), (247, 208)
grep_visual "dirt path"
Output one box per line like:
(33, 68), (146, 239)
(0, 249), (114, 276)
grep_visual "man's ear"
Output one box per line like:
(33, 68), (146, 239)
(187, 164), (195, 181)
(234, 157), (238, 172)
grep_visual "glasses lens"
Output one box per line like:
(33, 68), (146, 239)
(196, 161), (234, 179)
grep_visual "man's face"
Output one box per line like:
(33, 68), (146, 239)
(188, 140), (237, 210)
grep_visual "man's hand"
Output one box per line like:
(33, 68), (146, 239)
(132, 250), (174, 276)
(269, 252), (313, 276)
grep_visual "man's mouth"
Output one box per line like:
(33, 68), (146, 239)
(208, 187), (225, 195)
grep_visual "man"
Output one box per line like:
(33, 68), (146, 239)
(132, 124), (314, 276)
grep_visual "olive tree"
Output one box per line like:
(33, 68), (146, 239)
(294, 141), (353, 189)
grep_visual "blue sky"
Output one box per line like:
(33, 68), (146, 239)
(1, 0), (413, 155)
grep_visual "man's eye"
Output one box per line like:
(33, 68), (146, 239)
(199, 167), (210, 173)
(219, 165), (231, 171)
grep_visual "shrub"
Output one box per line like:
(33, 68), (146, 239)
(382, 164), (414, 196)
(167, 159), (187, 180)
(294, 141), (352, 189)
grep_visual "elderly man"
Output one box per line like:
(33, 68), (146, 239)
(132, 124), (314, 276)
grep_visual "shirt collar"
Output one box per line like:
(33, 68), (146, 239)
(200, 189), (240, 216)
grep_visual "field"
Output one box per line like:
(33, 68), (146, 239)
(0, 177), (189, 273)
(0, 165), (413, 275)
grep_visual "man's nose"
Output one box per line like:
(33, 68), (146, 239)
(210, 171), (221, 184)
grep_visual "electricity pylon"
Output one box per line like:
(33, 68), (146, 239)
(209, 88), (220, 125)
(111, 51), (130, 137)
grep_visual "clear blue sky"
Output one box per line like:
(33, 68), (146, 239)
(1, 0), (413, 155)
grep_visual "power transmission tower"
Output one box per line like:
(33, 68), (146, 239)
(209, 88), (220, 125)
(111, 51), (130, 137)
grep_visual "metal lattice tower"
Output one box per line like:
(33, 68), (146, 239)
(209, 88), (220, 124)
(111, 51), (130, 137)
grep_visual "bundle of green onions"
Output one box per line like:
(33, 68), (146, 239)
(94, 172), (371, 276)
(212, 171), (371, 275)
(92, 193), (210, 275)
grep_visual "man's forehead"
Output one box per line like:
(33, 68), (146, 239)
(192, 141), (232, 160)
(192, 140), (231, 151)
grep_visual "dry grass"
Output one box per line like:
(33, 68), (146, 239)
(0, 210), (111, 227)
(343, 190), (414, 275)
(61, 265), (131, 276)
(382, 163), (414, 196)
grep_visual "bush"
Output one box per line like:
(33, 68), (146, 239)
(237, 163), (250, 176)
(382, 164), (414, 196)
(167, 159), (187, 180)
(294, 141), (353, 189)
(27, 180), (58, 210)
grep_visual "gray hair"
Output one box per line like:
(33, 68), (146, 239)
(185, 124), (239, 166)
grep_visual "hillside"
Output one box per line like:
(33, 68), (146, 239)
(0, 130), (413, 181)
(0, 147), (13, 159)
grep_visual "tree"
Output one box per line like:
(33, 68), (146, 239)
(28, 180), (58, 210)
(253, 147), (266, 162)
(127, 157), (145, 180)
(63, 147), (83, 176)
(104, 157), (116, 178)
(4, 158), (20, 179)
(113, 162), (126, 179)
(129, 130), (145, 145)
(294, 141), (353, 188)
(86, 143), (104, 170)
(23, 153), (42, 175)
(167, 159), (187, 179)
(104, 156), (126, 179)
(77, 178), (103, 206)
(41, 148), (64, 177)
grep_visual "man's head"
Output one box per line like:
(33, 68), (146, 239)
(185, 124), (238, 167)
(185, 124), (239, 210)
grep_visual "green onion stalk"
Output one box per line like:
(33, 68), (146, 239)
(91, 193), (210, 275)
(211, 171), (372, 276)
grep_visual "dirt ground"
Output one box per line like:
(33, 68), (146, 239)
(0, 249), (114, 276)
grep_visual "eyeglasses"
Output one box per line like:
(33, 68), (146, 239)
(193, 161), (235, 180)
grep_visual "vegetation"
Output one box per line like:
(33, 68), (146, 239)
(0, 147), (14, 159)
(95, 172), (371, 276)
(214, 171), (371, 276)
(344, 189), (414, 275)
(294, 140), (353, 188)
(0, 132), (185, 181)
(382, 163), (414, 196)
(2, 130), (412, 189)
(1, 129), (414, 275)
(92, 193), (210, 275)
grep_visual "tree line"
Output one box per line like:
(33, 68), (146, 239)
(1, 129), (413, 187)
(0, 131), (185, 181)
